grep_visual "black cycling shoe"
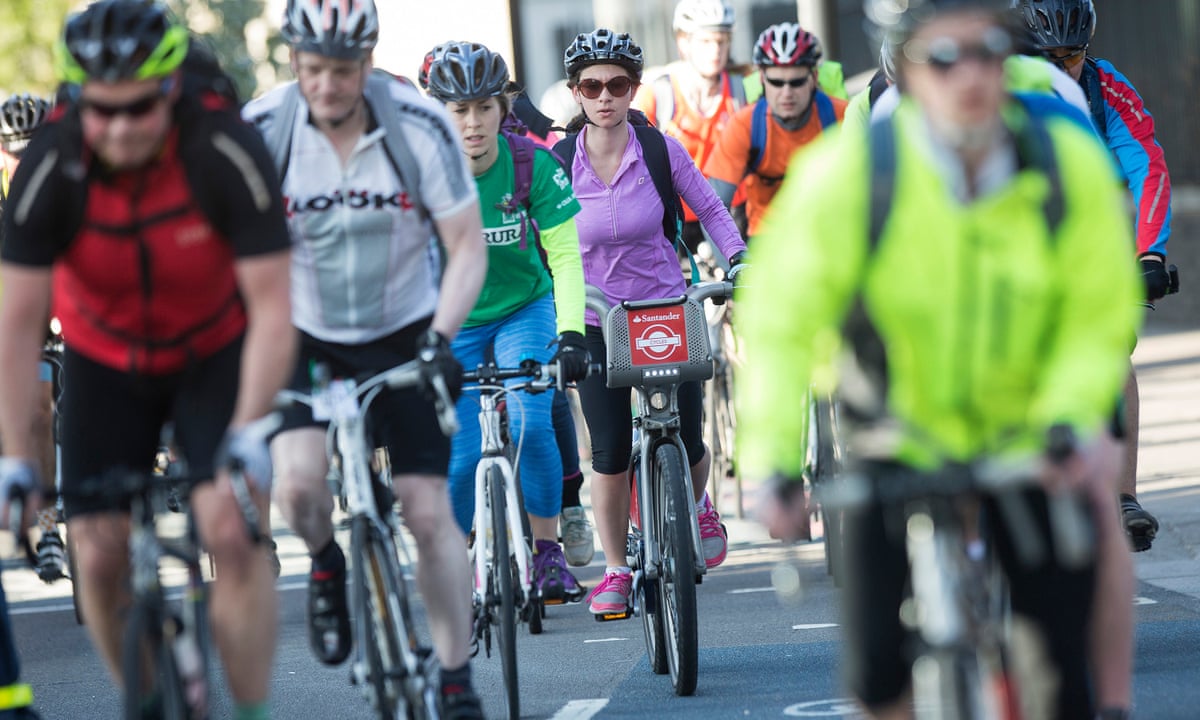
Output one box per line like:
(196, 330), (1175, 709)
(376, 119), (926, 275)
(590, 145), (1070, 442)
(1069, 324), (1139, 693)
(1120, 494), (1158, 552)
(308, 562), (352, 665)
(438, 686), (485, 720)
(35, 531), (67, 583)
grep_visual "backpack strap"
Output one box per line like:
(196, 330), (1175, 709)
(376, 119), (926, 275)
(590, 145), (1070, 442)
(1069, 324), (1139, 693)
(633, 124), (699, 284)
(868, 115), (897, 256)
(262, 82), (301, 181)
(502, 128), (538, 250)
(551, 134), (577, 181)
(747, 97), (769, 176)
(867, 71), (890, 108)
(867, 109), (1065, 256)
(815, 91), (837, 130)
(1080, 57), (1108, 139)
(652, 75), (675, 128)
(727, 71), (747, 108)
(363, 70), (428, 224)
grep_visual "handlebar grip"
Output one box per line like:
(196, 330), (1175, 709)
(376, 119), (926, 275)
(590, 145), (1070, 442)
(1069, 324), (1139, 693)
(428, 374), (460, 437)
(1046, 424), (1076, 464)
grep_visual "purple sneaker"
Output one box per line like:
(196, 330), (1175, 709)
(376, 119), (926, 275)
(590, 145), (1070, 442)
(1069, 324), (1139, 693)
(534, 539), (585, 604)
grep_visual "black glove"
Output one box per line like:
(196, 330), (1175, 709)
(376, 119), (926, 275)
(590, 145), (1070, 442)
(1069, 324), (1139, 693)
(1140, 256), (1170, 302)
(416, 329), (463, 401)
(727, 250), (749, 284)
(551, 331), (591, 383)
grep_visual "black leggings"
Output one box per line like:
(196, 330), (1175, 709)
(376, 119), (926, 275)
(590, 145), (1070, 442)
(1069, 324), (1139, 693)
(576, 325), (705, 475)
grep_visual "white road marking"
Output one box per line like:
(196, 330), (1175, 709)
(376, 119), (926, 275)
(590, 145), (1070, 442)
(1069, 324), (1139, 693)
(582, 637), (627, 644)
(9, 579), (309, 616)
(728, 586), (775, 594)
(1134, 596), (1158, 606)
(549, 699), (609, 720)
(792, 623), (839, 630)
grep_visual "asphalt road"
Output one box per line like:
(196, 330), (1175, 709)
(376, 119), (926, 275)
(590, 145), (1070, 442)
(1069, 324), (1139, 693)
(5, 324), (1200, 719)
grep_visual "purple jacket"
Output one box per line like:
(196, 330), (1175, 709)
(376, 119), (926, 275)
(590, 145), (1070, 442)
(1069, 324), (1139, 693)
(569, 123), (746, 325)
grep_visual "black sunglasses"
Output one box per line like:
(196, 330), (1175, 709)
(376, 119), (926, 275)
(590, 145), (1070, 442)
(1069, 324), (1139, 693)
(79, 79), (174, 120)
(904, 29), (1012, 71)
(577, 76), (634, 99)
(763, 74), (812, 89)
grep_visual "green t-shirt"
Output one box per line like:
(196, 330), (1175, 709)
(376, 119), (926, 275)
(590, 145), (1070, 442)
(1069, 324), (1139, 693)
(466, 135), (581, 327)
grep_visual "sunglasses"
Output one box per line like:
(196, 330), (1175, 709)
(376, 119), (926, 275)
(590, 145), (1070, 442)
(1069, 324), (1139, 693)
(79, 79), (174, 120)
(763, 74), (812, 89)
(577, 76), (634, 99)
(905, 29), (1012, 71)
(1045, 45), (1088, 70)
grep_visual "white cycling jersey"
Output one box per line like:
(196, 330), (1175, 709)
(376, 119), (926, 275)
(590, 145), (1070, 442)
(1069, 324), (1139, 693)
(243, 80), (477, 344)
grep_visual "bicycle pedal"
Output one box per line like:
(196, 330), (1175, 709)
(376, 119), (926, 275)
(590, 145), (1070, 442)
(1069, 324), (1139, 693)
(543, 597), (566, 606)
(593, 608), (633, 622)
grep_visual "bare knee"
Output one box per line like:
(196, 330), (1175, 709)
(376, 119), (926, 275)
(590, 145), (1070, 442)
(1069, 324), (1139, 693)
(70, 517), (130, 589)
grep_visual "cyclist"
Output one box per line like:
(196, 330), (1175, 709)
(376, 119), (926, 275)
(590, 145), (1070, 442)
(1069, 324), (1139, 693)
(423, 41), (589, 603)
(633, 0), (750, 248)
(419, 45), (595, 568)
(1014, 0), (1170, 553)
(739, 1), (1138, 717)
(0, 469), (39, 719)
(243, 1), (487, 716)
(0, 93), (66, 584)
(0, 2), (295, 719)
(558, 28), (747, 616)
(704, 22), (847, 239)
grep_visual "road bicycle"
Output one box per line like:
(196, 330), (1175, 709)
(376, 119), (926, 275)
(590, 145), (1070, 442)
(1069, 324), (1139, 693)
(695, 246), (742, 519)
(277, 359), (458, 720)
(461, 358), (594, 720)
(62, 455), (266, 720)
(822, 441), (1092, 720)
(586, 279), (734, 697)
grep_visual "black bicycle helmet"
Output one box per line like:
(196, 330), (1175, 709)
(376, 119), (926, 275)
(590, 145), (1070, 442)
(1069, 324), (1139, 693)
(753, 23), (823, 67)
(56, 0), (189, 84)
(0, 95), (53, 153)
(1012, 0), (1095, 50)
(426, 42), (510, 103)
(563, 29), (644, 81)
(281, 0), (380, 60)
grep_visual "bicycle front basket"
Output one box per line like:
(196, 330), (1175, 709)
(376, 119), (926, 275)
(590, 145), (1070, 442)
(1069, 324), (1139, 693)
(604, 296), (713, 389)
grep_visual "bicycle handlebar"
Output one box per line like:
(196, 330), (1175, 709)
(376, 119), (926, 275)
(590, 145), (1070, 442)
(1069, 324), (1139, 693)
(461, 359), (604, 393)
(584, 280), (736, 320)
(275, 358), (460, 438)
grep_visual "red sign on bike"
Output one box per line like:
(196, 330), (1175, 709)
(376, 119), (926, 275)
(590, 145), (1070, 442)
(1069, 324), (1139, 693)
(628, 307), (689, 366)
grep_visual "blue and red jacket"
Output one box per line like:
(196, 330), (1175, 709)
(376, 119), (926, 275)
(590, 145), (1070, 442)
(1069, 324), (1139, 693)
(1081, 57), (1171, 258)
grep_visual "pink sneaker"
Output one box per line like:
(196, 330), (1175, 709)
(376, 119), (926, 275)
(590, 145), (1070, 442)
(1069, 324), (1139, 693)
(585, 571), (633, 615)
(697, 495), (728, 569)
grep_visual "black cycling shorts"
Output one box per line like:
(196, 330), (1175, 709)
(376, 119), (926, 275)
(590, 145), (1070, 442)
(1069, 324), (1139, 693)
(840, 467), (1097, 718)
(576, 325), (705, 475)
(277, 320), (450, 477)
(60, 338), (241, 518)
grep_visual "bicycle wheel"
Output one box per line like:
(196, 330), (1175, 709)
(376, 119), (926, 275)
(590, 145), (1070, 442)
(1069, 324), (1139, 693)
(704, 363), (738, 516)
(121, 599), (187, 720)
(654, 443), (698, 696)
(351, 516), (405, 720)
(487, 466), (519, 720)
(813, 396), (844, 584)
(66, 529), (84, 625)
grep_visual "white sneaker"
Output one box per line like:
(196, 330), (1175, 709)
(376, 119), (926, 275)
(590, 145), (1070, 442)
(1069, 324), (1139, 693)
(559, 506), (595, 567)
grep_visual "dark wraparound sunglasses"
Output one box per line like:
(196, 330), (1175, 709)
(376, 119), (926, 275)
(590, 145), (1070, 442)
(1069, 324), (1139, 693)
(577, 76), (634, 99)
(763, 74), (812, 89)
(79, 79), (174, 119)
(904, 29), (1012, 72)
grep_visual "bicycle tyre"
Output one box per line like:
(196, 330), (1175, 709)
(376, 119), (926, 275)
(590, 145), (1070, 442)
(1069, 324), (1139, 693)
(66, 529), (84, 625)
(654, 443), (698, 696)
(704, 361), (737, 516)
(488, 466), (519, 720)
(121, 599), (187, 720)
(508, 458), (543, 635)
(351, 516), (403, 720)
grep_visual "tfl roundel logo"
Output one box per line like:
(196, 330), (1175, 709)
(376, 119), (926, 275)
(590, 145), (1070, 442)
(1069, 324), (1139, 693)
(628, 307), (689, 366)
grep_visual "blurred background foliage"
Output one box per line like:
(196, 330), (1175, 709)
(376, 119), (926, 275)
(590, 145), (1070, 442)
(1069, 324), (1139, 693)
(0, 0), (287, 101)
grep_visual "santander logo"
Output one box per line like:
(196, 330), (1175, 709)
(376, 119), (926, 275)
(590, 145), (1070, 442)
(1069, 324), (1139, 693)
(628, 307), (688, 365)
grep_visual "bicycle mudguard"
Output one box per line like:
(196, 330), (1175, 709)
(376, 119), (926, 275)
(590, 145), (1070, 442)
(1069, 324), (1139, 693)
(604, 297), (714, 389)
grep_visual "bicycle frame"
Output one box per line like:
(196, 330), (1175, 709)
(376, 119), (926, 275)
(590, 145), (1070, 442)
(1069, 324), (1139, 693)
(469, 381), (536, 612)
(277, 360), (457, 717)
